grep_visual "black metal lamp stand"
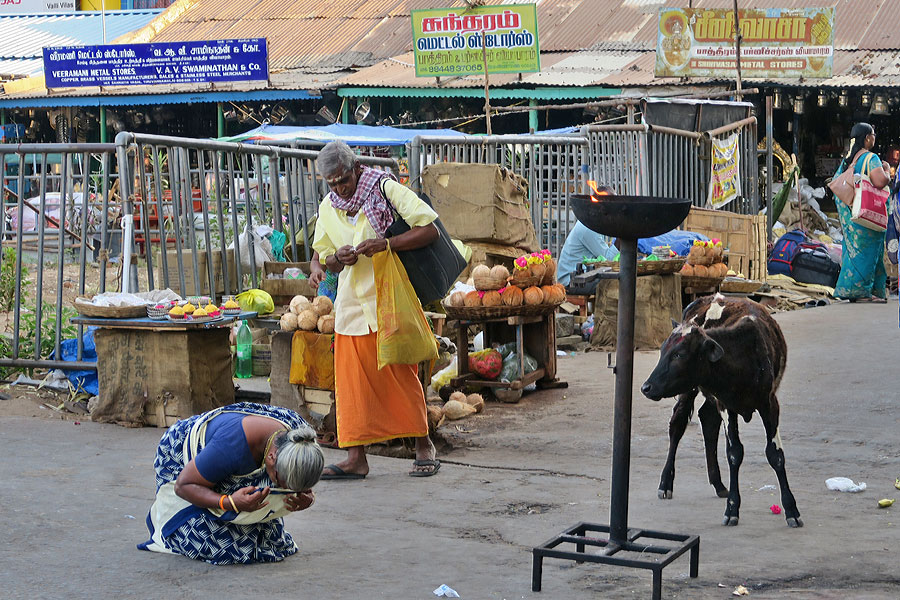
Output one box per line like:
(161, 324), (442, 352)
(532, 236), (700, 600)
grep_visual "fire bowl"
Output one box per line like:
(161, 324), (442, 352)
(570, 194), (692, 240)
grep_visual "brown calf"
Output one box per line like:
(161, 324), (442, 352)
(641, 294), (802, 528)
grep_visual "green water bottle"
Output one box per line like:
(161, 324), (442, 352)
(235, 320), (253, 379)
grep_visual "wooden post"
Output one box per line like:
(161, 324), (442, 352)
(481, 30), (492, 135)
(733, 0), (743, 97)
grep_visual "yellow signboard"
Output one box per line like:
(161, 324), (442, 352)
(411, 5), (540, 78)
(709, 134), (742, 209)
(656, 8), (834, 79)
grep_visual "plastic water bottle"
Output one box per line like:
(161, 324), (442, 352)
(235, 320), (253, 379)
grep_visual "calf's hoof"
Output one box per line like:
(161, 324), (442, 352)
(658, 489), (673, 500)
(722, 516), (739, 526)
(786, 517), (804, 528)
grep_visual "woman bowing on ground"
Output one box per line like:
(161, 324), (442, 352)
(139, 402), (324, 564)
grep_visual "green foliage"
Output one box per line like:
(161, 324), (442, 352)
(0, 247), (28, 312)
(0, 302), (78, 379)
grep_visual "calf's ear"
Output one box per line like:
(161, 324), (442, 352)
(671, 318), (680, 329)
(702, 337), (724, 362)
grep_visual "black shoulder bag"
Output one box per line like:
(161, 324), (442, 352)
(379, 179), (467, 304)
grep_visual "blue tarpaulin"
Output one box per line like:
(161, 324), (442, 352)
(636, 230), (710, 256)
(55, 327), (99, 396)
(221, 123), (466, 146)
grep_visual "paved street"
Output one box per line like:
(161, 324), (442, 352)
(2, 301), (898, 599)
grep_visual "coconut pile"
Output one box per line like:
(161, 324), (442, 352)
(427, 391), (485, 430)
(279, 295), (335, 334)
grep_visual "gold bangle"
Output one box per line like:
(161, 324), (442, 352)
(228, 494), (239, 513)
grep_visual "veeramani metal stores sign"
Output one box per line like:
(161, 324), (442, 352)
(655, 7), (834, 79)
(411, 4), (540, 78)
(43, 39), (268, 88)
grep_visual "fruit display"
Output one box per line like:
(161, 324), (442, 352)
(512, 249), (556, 286)
(280, 294), (336, 333)
(681, 239), (728, 279)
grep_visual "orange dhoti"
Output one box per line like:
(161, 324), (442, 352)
(334, 331), (427, 447)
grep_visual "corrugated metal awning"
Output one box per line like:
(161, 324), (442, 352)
(0, 10), (163, 78)
(0, 87), (320, 109)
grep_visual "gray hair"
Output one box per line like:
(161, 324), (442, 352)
(316, 140), (357, 178)
(274, 424), (324, 490)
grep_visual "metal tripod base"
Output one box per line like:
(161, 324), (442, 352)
(532, 522), (699, 600)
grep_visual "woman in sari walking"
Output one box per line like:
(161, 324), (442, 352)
(833, 122), (891, 302)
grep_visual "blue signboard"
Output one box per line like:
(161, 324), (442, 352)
(43, 38), (268, 88)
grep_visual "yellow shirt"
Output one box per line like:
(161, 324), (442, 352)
(312, 179), (438, 336)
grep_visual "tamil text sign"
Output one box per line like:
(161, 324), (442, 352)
(656, 8), (834, 79)
(1, 0), (74, 13)
(708, 134), (742, 209)
(43, 39), (268, 88)
(411, 4), (539, 78)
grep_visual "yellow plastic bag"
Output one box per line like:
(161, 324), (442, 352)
(373, 246), (438, 369)
(235, 289), (275, 315)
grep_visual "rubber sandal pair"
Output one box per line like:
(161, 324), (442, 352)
(320, 464), (366, 480)
(409, 459), (441, 477)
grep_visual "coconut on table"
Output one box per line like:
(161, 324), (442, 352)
(444, 253), (569, 402)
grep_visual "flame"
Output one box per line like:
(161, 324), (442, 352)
(587, 180), (611, 202)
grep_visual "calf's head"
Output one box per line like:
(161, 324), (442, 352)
(641, 321), (724, 400)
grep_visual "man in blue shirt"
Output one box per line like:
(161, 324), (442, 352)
(556, 220), (618, 287)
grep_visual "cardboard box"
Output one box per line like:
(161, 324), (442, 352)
(155, 248), (239, 297)
(260, 261), (317, 306)
(422, 163), (538, 251)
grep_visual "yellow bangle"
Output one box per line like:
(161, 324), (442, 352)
(228, 494), (239, 513)
(219, 494), (227, 511)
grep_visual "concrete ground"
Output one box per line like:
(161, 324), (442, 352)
(1, 301), (898, 599)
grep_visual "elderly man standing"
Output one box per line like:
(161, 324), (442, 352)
(312, 141), (441, 479)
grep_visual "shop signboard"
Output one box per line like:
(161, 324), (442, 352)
(411, 4), (539, 78)
(708, 134), (742, 209)
(655, 7), (834, 79)
(0, 0), (74, 13)
(43, 38), (268, 88)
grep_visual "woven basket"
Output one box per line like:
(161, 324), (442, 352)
(720, 279), (763, 294)
(473, 274), (508, 291)
(73, 297), (147, 319)
(687, 256), (714, 266)
(680, 275), (724, 289)
(146, 305), (171, 320)
(443, 298), (563, 320)
(508, 274), (542, 288)
(581, 258), (685, 276)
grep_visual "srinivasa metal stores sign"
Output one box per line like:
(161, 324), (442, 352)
(411, 4), (540, 77)
(655, 7), (835, 79)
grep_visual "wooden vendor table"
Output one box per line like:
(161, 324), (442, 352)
(450, 311), (567, 392)
(72, 311), (256, 428)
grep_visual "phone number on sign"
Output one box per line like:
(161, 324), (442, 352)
(422, 64), (484, 75)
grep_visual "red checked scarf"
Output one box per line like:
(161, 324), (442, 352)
(329, 167), (398, 237)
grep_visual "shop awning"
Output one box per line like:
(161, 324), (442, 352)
(220, 123), (466, 146)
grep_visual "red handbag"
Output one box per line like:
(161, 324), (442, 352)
(851, 154), (889, 232)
